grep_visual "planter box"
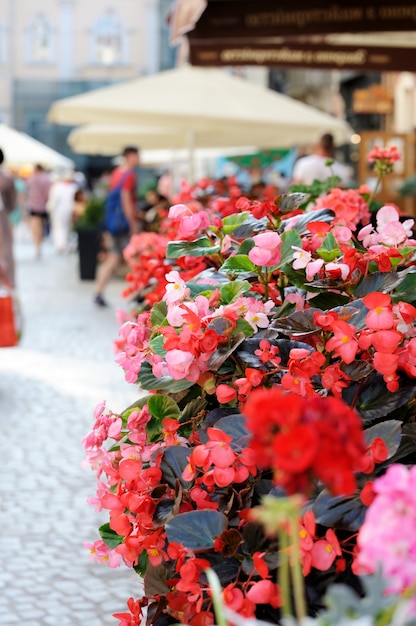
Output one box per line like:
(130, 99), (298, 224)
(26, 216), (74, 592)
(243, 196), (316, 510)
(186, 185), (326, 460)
(76, 228), (100, 281)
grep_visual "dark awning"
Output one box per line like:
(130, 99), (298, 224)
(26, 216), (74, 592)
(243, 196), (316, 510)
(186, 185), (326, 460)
(170, 0), (416, 71)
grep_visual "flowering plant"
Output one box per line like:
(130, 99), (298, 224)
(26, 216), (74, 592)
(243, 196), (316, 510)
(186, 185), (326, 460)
(84, 148), (416, 626)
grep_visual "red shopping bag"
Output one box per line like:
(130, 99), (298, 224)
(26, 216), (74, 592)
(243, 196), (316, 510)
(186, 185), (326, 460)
(0, 287), (18, 347)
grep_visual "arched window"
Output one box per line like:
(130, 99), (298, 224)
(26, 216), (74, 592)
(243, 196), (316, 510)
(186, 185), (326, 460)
(26, 14), (54, 64)
(91, 13), (127, 66)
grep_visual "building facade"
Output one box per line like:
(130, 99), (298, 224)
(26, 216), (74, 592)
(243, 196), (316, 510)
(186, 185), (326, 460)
(0, 0), (174, 168)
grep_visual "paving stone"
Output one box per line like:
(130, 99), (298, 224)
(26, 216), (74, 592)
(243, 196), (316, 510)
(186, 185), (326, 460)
(0, 236), (140, 623)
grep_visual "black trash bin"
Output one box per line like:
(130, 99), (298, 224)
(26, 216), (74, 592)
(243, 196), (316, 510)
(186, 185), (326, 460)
(77, 228), (100, 280)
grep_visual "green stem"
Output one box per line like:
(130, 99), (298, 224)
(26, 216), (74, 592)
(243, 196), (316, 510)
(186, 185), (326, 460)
(367, 172), (382, 208)
(264, 270), (270, 300)
(206, 569), (229, 626)
(278, 528), (292, 618)
(289, 513), (307, 622)
(376, 604), (397, 626)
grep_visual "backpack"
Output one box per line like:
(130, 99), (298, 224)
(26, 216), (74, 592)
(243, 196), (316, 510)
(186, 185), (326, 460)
(104, 172), (131, 235)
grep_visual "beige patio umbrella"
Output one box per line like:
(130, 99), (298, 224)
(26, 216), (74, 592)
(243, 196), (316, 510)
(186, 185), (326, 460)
(49, 65), (352, 179)
(48, 65), (352, 141)
(67, 122), (303, 154)
(0, 124), (74, 170)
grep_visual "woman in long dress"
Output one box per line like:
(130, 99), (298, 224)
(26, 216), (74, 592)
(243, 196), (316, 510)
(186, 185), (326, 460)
(0, 148), (17, 287)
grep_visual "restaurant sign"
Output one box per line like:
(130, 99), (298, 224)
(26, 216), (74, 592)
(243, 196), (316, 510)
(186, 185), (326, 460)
(186, 0), (416, 71)
(192, 1), (416, 37)
(190, 41), (416, 72)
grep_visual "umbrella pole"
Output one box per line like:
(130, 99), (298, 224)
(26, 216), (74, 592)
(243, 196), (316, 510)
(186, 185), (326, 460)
(187, 129), (195, 184)
(171, 149), (180, 194)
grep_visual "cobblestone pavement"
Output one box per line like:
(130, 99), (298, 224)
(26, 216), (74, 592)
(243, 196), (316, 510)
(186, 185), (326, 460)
(0, 231), (142, 625)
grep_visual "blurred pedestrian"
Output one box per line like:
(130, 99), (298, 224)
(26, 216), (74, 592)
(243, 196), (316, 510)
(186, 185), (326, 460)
(0, 148), (17, 287)
(94, 146), (140, 307)
(47, 170), (78, 253)
(292, 133), (353, 186)
(72, 188), (87, 224)
(157, 170), (173, 201)
(25, 164), (51, 258)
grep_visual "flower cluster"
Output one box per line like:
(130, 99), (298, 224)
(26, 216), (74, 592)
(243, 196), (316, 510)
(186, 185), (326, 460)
(355, 464), (416, 597)
(244, 387), (366, 496)
(84, 145), (416, 626)
(367, 145), (401, 176)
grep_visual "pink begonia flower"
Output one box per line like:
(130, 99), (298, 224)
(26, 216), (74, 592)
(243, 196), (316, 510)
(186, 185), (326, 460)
(248, 231), (282, 267)
(163, 270), (189, 304)
(94, 400), (106, 419)
(178, 211), (210, 239)
(221, 234), (232, 253)
(151, 354), (169, 379)
(120, 443), (144, 460)
(165, 349), (200, 381)
(84, 540), (121, 568)
(245, 310), (271, 332)
(357, 223), (377, 248)
(378, 221), (411, 247)
(252, 231), (282, 250)
(292, 246), (312, 270)
(166, 302), (196, 327)
(248, 246), (275, 266)
(332, 225), (353, 245)
(127, 406), (152, 430)
(305, 258), (324, 281)
(107, 417), (122, 439)
(195, 295), (211, 318)
(355, 464), (416, 598)
(168, 203), (190, 219)
(376, 205), (402, 229)
(285, 292), (306, 311)
(244, 299), (274, 331)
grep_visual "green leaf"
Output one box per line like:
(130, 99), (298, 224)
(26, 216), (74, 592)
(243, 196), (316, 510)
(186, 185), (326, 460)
(278, 192), (309, 212)
(220, 280), (251, 304)
(138, 362), (194, 393)
(316, 232), (340, 262)
(269, 308), (321, 335)
(309, 292), (350, 309)
(180, 396), (207, 422)
(149, 335), (166, 357)
(99, 523), (124, 549)
(277, 229), (302, 269)
(121, 395), (152, 414)
(222, 211), (251, 234)
(167, 236), (221, 259)
(280, 207), (335, 236)
(391, 271), (416, 304)
(312, 490), (365, 531)
(235, 318), (255, 337)
(279, 264), (310, 291)
(342, 372), (416, 421)
(232, 215), (268, 239)
(207, 332), (246, 371)
(211, 414), (250, 452)
(160, 446), (193, 489)
(148, 394), (180, 421)
(237, 239), (255, 255)
(166, 510), (228, 551)
(187, 283), (216, 298)
(134, 551), (150, 578)
(220, 255), (257, 274)
(150, 301), (168, 327)
(364, 420), (402, 459)
(354, 270), (411, 298)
